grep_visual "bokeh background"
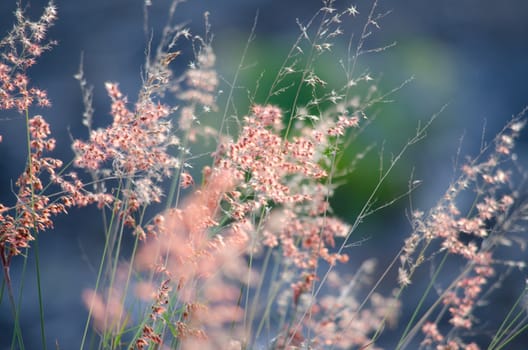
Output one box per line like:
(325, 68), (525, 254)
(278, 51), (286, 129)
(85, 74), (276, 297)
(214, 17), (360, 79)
(1, 0), (527, 348)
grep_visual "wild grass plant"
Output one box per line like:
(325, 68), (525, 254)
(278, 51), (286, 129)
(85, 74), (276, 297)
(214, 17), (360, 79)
(0, 0), (527, 349)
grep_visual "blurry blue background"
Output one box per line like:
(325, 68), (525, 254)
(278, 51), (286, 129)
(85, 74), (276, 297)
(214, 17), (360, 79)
(0, 0), (527, 348)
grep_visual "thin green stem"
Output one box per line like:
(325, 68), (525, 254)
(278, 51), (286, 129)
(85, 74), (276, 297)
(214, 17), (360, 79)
(488, 285), (528, 350)
(80, 182), (123, 350)
(492, 322), (528, 350)
(10, 250), (29, 350)
(0, 274), (5, 304)
(248, 246), (273, 344)
(395, 251), (449, 350)
(33, 236), (47, 350)
(254, 250), (284, 345)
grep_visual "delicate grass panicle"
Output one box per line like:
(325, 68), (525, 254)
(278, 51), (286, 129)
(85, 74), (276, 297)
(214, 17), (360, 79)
(0, 0), (527, 350)
(0, 1), (58, 261)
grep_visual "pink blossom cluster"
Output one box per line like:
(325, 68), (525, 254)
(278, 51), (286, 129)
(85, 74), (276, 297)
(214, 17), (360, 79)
(212, 105), (355, 273)
(73, 83), (179, 205)
(83, 169), (252, 349)
(217, 105), (329, 209)
(0, 116), (65, 259)
(0, 2), (56, 111)
(399, 119), (527, 349)
(178, 45), (218, 109)
(0, 3), (87, 263)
